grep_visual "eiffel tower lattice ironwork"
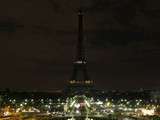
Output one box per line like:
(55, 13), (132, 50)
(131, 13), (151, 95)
(69, 10), (93, 87)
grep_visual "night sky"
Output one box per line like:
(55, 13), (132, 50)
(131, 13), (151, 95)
(0, 0), (160, 91)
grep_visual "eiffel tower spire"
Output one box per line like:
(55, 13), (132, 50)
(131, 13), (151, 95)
(69, 10), (93, 87)
(76, 9), (85, 62)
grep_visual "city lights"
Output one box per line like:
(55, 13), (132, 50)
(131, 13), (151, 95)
(0, 91), (159, 119)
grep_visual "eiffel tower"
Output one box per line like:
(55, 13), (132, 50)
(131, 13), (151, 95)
(68, 10), (94, 92)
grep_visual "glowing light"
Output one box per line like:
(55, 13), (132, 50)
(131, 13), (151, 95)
(96, 101), (103, 105)
(70, 100), (76, 107)
(106, 102), (111, 107)
(3, 111), (11, 116)
(74, 61), (86, 64)
(76, 110), (80, 114)
(84, 100), (90, 107)
(140, 108), (155, 116)
(74, 103), (80, 108)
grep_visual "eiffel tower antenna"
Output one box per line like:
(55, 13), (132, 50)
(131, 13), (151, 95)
(69, 9), (93, 88)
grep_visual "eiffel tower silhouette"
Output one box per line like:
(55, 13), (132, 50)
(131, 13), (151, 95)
(68, 10), (94, 90)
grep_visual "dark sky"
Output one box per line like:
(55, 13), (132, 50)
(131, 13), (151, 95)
(0, 0), (160, 91)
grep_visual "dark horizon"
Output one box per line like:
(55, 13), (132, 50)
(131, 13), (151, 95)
(0, 0), (160, 91)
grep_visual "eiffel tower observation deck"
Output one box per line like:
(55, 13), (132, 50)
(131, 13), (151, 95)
(67, 10), (94, 94)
